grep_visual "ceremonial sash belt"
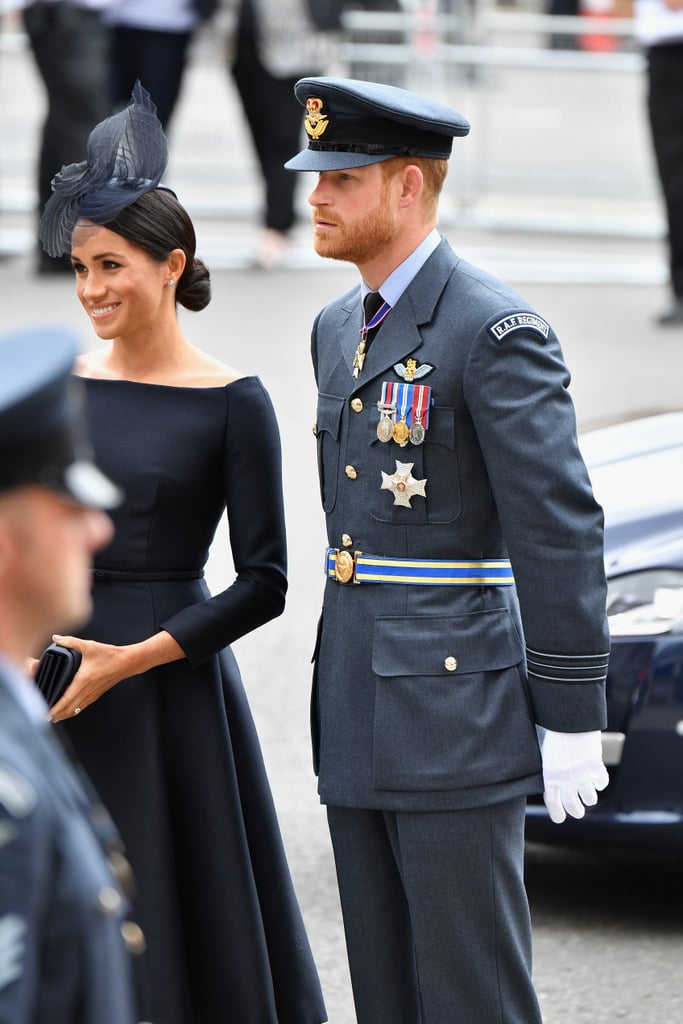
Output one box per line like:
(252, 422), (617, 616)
(325, 548), (515, 586)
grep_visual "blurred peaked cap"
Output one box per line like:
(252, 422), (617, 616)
(0, 326), (121, 509)
(284, 76), (470, 171)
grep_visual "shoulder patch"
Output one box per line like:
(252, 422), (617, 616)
(489, 313), (550, 344)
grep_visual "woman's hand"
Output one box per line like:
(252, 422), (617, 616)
(48, 628), (185, 722)
(48, 636), (137, 721)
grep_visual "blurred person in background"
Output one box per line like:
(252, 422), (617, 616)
(104, 0), (218, 130)
(617, 0), (683, 325)
(0, 324), (144, 1024)
(229, 0), (339, 268)
(547, 0), (580, 49)
(16, 0), (112, 275)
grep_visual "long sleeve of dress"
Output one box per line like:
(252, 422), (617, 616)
(160, 377), (288, 668)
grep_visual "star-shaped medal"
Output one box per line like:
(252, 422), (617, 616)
(380, 460), (427, 508)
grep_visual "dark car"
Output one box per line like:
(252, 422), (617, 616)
(525, 411), (683, 851)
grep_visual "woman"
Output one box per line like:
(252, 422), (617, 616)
(39, 83), (327, 1024)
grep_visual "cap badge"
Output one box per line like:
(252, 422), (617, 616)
(304, 97), (329, 140)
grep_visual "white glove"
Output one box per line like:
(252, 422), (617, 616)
(539, 729), (609, 824)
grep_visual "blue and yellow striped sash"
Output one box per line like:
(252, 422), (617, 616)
(325, 548), (514, 586)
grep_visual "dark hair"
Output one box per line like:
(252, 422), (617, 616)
(104, 190), (211, 312)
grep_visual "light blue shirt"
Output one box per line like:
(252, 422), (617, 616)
(361, 229), (441, 308)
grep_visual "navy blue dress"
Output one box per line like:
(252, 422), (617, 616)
(61, 376), (326, 1024)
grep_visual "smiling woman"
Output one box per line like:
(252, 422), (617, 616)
(37, 82), (327, 1024)
(71, 220), (181, 342)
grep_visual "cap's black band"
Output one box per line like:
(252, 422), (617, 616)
(307, 141), (419, 156)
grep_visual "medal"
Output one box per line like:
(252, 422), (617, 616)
(377, 380), (432, 445)
(380, 460), (427, 508)
(409, 419), (425, 445)
(393, 383), (410, 447)
(409, 384), (428, 445)
(392, 418), (410, 446)
(353, 296), (392, 378)
(376, 402), (395, 442)
(352, 341), (367, 378)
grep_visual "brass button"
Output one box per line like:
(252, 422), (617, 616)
(312, 423), (318, 437)
(120, 920), (146, 955)
(97, 886), (122, 915)
(341, 534), (353, 548)
(444, 656), (457, 672)
(345, 465), (358, 480)
(351, 398), (363, 413)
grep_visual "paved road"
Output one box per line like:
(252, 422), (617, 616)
(2, 12), (683, 1022)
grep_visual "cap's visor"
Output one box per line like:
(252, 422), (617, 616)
(285, 149), (397, 172)
(60, 460), (123, 510)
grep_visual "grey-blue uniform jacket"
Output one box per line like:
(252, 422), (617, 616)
(0, 665), (141, 1024)
(311, 238), (610, 811)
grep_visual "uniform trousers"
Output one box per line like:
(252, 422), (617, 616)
(646, 42), (683, 300)
(109, 26), (194, 130)
(230, 29), (313, 234)
(327, 798), (543, 1024)
(22, 3), (111, 269)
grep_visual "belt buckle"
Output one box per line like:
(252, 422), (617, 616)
(334, 549), (361, 584)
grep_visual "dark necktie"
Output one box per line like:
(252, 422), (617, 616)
(353, 291), (389, 378)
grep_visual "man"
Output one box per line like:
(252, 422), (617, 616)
(0, 325), (144, 1023)
(286, 78), (610, 1023)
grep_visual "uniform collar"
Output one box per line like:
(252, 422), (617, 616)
(361, 229), (441, 308)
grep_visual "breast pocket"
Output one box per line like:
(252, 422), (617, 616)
(369, 404), (463, 524)
(316, 393), (345, 513)
(371, 609), (540, 792)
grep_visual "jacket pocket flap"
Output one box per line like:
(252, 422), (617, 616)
(316, 392), (345, 438)
(372, 609), (523, 677)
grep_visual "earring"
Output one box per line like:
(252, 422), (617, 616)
(167, 279), (175, 287)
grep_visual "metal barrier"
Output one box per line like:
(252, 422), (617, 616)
(338, 2), (658, 236)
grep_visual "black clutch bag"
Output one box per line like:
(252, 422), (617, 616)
(34, 643), (82, 708)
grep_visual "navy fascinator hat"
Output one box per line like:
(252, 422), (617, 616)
(40, 82), (170, 257)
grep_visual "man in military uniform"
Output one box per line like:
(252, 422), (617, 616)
(286, 79), (611, 1023)
(0, 325), (145, 1023)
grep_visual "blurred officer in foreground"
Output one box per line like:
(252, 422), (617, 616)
(286, 78), (610, 1023)
(0, 325), (144, 1023)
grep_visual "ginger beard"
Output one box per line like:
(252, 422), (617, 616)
(311, 175), (400, 266)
